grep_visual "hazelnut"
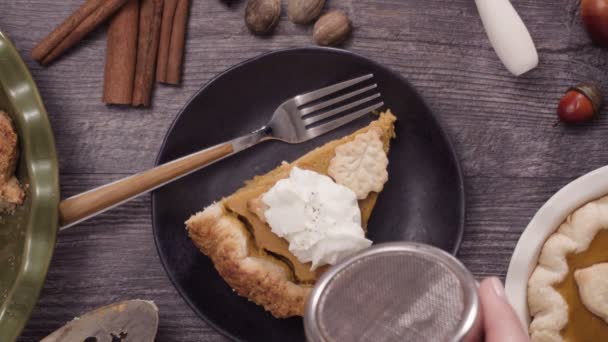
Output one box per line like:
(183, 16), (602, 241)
(288, 0), (325, 25)
(557, 83), (604, 123)
(245, 0), (281, 35)
(313, 11), (352, 46)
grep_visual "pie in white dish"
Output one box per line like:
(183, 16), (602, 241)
(528, 194), (608, 341)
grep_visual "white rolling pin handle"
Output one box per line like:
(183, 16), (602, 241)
(475, 0), (539, 76)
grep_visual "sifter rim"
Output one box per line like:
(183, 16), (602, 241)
(304, 242), (479, 342)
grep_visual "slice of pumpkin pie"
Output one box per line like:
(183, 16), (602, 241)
(186, 110), (396, 318)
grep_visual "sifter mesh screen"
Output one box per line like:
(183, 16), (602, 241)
(315, 251), (464, 342)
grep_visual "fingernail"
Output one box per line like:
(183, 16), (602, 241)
(489, 277), (505, 298)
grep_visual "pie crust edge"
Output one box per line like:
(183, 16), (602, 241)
(527, 195), (608, 341)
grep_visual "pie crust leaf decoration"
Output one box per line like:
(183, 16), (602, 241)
(528, 196), (608, 341)
(328, 127), (389, 199)
(574, 263), (608, 323)
(186, 111), (396, 318)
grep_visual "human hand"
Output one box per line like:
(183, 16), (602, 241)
(479, 277), (529, 342)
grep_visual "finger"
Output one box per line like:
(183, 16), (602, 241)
(479, 277), (529, 342)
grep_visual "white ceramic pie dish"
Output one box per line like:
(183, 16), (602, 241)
(505, 165), (608, 333)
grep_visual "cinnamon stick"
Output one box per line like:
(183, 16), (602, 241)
(156, 0), (189, 85)
(32, 0), (130, 65)
(103, 0), (140, 104)
(132, 0), (164, 106)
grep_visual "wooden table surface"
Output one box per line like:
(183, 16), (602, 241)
(2, 0), (607, 340)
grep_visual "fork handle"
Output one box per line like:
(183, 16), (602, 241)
(59, 127), (268, 229)
(59, 143), (233, 229)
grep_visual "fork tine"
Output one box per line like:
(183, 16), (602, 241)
(303, 93), (381, 126)
(306, 101), (384, 139)
(294, 74), (373, 106)
(300, 84), (378, 117)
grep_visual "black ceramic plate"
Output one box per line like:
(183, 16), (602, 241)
(152, 47), (465, 342)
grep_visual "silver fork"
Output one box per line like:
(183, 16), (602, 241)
(59, 74), (384, 229)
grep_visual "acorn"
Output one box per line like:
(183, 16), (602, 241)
(557, 83), (604, 123)
(581, 0), (608, 47)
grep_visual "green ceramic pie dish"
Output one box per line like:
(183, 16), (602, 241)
(0, 32), (59, 341)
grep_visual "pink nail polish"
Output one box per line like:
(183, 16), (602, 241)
(490, 277), (505, 298)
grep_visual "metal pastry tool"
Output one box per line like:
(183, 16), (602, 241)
(41, 300), (159, 342)
(475, 0), (539, 76)
(305, 242), (481, 342)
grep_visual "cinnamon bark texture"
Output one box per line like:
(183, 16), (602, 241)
(156, 0), (189, 85)
(32, 0), (130, 65)
(103, 0), (140, 105)
(132, 0), (164, 106)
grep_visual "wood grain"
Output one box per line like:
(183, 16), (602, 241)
(0, 0), (607, 340)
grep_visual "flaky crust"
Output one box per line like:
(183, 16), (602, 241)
(187, 203), (312, 318)
(528, 195), (608, 341)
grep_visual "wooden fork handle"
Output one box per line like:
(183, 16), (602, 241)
(59, 143), (234, 229)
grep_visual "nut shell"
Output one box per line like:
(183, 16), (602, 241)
(245, 0), (281, 34)
(288, 0), (325, 24)
(313, 11), (352, 46)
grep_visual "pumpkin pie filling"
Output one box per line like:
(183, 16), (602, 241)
(554, 229), (608, 341)
(222, 125), (386, 284)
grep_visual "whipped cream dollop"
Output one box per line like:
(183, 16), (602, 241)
(262, 167), (372, 269)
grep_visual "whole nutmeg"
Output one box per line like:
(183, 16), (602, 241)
(245, 0), (281, 34)
(557, 83), (604, 123)
(288, 0), (325, 25)
(581, 0), (608, 47)
(313, 11), (352, 46)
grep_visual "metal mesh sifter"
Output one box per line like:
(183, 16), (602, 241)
(304, 242), (481, 342)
